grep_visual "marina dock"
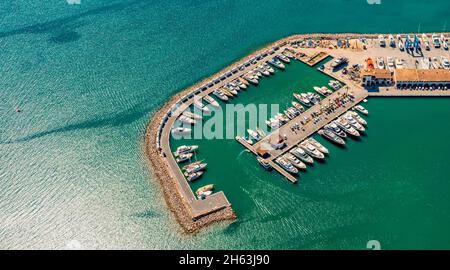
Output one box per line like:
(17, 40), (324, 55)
(240, 86), (368, 182)
(158, 44), (297, 219)
(150, 32), (450, 227)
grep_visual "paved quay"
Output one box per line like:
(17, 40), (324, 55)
(158, 44), (296, 219)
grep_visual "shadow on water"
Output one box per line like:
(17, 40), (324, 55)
(0, 101), (153, 145)
(0, 0), (149, 40)
(49, 30), (81, 43)
(132, 209), (161, 219)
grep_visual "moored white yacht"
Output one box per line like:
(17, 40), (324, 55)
(354, 104), (368, 115)
(334, 118), (360, 137)
(290, 147), (314, 164)
(318, 129), (345, 146)
(212, 90), (229, 101)
(291, 101), (305, 113)
(277, 54), (290, 63)
(283, 153), (306, 170)
(307, 138), (329, 155)
(275, 157), (298, 174)
(299, 141), (324, 160)
(194, 100), (210, 113)
(247, 129), (261, 141)
(324, 122), (347, 138)
(174, 145), (198, 156)
(293, 93), (312, 107)
(182, 111), (203, 120)
(203, 95), (220, 108)
(176, 153), (193, 163)
(178, 115), (197, 125)
(342, 114), (365, 132)
(171, 127), (192, 136)
(268, 58), (285, 69)
(346, 111), (367, 126)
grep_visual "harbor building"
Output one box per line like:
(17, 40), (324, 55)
(361, 69), (394, 87)
(394, 69), (450, 88)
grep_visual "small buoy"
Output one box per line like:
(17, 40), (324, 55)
(15, 108), (22, 113)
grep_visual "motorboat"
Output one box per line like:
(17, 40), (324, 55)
(277, 54), (291, 64)
(183, 111), (203, 120)
(331, 57), (348, 69)
(299, 141), (325, 160)
(354, 104), (369, 115)
(334, 118), (360, 137)
(174, 145), (198, 156)
(171, 127), (192, 136)
(256, 128), (266, 138)
(252, 69), (262, 78)
(203, 95), (220, 108)
(178, 115), (197, 125)
(264, 63), (275, 74)
(176, 153), (193, 163)
(376, 57), (385, 69)
(247, 129), (261, 141)
(257, 157), (272, 171)
(184, 162), (207, 174)
(234, 79), (247, 90)
(268, 58), (285, 69)
(318, 129), (345, 145)
(283, 153), (307, 170)
(258, 65), (270, 76)
(275, 157), (298, 174)
(193, 100), (210, 113)
(398, 42), (405, 51)
(185, 171), (203, 182)
(220, 88), (234, 97)
(293, 93), (312, 107)
(313, 86), (331, 96)
(244, 74), (259, 85)
(290, 147), (314, 164)
(212, 90), (229, 101)
(224, 85), (238, 95)
(307, 138), (329, 155)
(291, 101), (305, 113)
(228, 82), (241, 91)
(342, 114), (365, 132)
(306, 92), (321, 104)
(324, 122), (347, 138)
(196, 184), (214, 198)
(346, 111), (367, 126)
(328, 80), (342, 90)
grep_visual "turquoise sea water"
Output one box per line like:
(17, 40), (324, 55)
(1, 0), (450, 249)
